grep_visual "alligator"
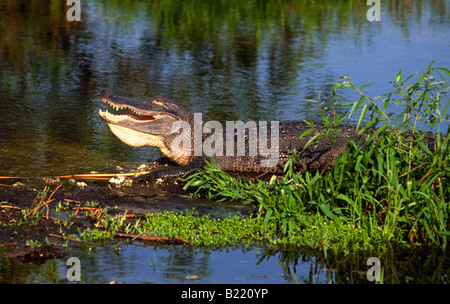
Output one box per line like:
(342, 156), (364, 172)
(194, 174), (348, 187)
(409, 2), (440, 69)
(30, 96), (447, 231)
(98, 91), (442, 179)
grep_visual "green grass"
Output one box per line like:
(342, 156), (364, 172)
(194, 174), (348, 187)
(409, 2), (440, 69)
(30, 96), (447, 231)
(141, 211), (264, 247)
(89, 210), (388, 253)
(183, 62), (450, 250)
(25, 198), (386, 253)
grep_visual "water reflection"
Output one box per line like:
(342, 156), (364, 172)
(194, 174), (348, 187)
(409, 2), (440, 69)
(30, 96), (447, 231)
(1, 244), (449, 283)
(0, 245), (343, 284)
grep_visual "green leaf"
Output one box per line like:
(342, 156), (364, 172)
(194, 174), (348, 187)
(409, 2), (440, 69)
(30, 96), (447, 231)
(437, 67), (450, 77)
(359, 82), (375, 90)
(304, 132), (323, 148)
(298, 128), (315, 139)
(349, 96), (366, 120)
(395, 69), (402, 83)
(418, 141), (432, 156)
(186, 179), (206, 187)
(318, 203), (337, 221)
(262, 209), (273, 229)
(332, 82), (342, 93)
(356, 103), (368, 132)
(371, 123), (389, 139)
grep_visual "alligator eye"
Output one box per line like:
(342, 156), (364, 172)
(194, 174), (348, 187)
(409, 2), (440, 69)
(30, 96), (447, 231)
(152, 100), (165, 106)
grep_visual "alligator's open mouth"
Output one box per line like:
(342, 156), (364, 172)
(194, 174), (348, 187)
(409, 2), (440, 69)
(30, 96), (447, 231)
(99, 108), (157, 122)
(98, 91), (183, 148)
(99, 102), (157, 123)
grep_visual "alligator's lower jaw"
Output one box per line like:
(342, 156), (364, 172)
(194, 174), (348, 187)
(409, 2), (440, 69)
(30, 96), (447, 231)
(106, 123), (160, 148)
(107, 122), (191, 166)
(98, 108), (156, 123)
(99, 108), (160, 147)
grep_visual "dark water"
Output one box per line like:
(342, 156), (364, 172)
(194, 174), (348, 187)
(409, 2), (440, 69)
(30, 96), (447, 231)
(1, 244), (449, 284)
(1, 246), (334, 284)
(1, 0), (450, 284)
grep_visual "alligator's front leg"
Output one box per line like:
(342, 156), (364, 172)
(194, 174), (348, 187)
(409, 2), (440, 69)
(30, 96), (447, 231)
(135, 159), (206, 182)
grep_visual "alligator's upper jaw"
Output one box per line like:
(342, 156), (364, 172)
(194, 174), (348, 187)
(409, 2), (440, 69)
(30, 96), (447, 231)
(99, 91), (161, 124)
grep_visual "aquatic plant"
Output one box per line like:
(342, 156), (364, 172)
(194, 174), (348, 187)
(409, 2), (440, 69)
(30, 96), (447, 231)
(183, 62), (450, 249)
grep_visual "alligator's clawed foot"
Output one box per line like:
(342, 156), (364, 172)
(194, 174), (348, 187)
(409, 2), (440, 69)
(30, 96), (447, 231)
(134, 167), (193, 184)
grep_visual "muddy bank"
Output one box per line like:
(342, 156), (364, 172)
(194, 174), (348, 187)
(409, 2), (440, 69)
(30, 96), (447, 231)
(0, 173), (252, 264)
(0, 178), (251, 217)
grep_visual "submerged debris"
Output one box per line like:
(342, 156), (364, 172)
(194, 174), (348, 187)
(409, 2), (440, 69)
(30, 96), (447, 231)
(7, 243), (65, 264)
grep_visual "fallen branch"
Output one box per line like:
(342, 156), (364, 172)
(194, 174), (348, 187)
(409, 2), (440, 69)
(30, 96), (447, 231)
(112, 232), (190, 245)
(73, 201), (83, 217)
(0, 171), (151, 181)
(0, 243), (18, 247)
(58, 172), (145, 180)
(118, 213), (138, 219)
(48, 233), (83, 243)
(50, 231), (189, 245)
(74, 206), (101, 211)
(0, 183), (27, 189)
(0, 205), (22, 211)
(63, 199), (83, 204)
